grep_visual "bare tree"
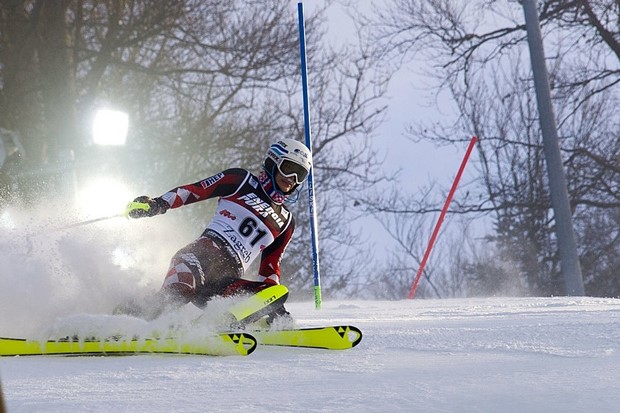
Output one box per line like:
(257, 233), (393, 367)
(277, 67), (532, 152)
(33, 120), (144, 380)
(0, 0), (393, 297)
(355, 0), (619, 296)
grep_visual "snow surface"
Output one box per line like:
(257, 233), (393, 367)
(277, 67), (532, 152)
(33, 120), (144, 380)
(1, 216), (618, 412)
(1, 296), (620, 413)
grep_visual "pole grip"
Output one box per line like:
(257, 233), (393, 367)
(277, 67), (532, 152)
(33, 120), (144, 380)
(123, 201), (151, 218)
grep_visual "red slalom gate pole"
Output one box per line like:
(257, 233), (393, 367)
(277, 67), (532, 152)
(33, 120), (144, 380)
(408, 136), (478, 299)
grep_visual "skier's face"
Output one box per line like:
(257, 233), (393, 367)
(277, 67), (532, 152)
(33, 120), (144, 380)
(275, 171), (296, 193)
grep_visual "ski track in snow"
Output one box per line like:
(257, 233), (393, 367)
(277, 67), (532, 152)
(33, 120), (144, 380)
(1, 296), (620, 413)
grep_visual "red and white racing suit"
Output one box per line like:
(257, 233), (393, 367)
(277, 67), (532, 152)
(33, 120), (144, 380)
(156, 168), (295, 307)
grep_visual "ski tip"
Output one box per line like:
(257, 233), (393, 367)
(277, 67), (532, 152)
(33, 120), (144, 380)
(224, 332), (258, 355)
(347, 326), (363, 348)
(335, 325), (363, 348)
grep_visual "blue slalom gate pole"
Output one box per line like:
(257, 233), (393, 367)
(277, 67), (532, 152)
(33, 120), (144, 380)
(297, 1), (322, 309)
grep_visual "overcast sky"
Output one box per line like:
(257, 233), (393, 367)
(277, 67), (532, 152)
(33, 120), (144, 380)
(292, 0), (481, 268)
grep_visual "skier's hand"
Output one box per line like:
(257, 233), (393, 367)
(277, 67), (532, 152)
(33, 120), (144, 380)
(125, 196), (168, 219)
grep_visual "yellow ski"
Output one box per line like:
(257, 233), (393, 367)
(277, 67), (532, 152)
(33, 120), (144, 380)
(0, 332), (256, 357)
(227, 284), (289, 327)
(252, 325), (363, 350)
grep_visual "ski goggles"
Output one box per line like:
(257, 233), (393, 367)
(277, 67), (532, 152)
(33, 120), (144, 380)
(277, 159), (309, 184)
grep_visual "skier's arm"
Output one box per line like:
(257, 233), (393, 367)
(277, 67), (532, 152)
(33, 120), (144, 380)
(257, 217), (295, 285)
(128, 168), (248, 218)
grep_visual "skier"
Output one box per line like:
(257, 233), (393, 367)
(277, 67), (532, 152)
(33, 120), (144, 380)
(123, 138), (311, 322)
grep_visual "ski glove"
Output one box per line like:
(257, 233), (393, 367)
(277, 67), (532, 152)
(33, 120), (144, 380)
(127, 195), (169, 218)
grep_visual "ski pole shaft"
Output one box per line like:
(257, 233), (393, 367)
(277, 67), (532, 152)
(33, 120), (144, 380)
(28, 202), (149, 236)
(42, 214), (124, 234)
(48, 200), (148, 233)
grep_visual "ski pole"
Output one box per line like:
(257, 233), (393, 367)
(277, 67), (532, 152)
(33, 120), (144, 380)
(28, 202), (150, 236)
(50, 214), (124, 232)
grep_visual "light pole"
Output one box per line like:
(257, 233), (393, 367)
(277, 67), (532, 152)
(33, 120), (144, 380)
(520, 0), (585, 295)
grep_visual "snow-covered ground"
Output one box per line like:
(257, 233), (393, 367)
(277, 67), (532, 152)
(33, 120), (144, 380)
(1, 217), (618, 412)
(1, 296), (619, 413)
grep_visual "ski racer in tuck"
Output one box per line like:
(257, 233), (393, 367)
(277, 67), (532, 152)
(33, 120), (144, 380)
(124, 138), (311, 323)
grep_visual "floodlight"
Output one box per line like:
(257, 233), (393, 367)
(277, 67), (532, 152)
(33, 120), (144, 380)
(93, 109), (128, 146)
(76, 178), (132, 218)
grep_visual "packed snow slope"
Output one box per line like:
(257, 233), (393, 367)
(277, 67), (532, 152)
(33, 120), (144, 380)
(1, 296), (619, 413)
(0, 217), (618, 412)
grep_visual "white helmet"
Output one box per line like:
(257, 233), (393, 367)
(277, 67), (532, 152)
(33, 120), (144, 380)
(264, 138), (312, 185)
